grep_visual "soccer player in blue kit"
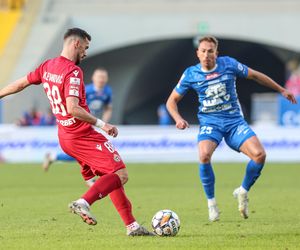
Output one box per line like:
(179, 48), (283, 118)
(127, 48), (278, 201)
(43, 68), (113, 171)
(85, 67), (113, 121)
(166, 36), (297, 221)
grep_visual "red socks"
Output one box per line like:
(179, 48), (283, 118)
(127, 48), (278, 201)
(109, 187), (136, 226)
(82, 173), (121, 205)
(81, 173), (135, 226)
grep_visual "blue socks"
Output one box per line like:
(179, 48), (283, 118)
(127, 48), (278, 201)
(199, 160), (263, 200)
(242, 160), (264, 191)
(199, 163), (215, 199)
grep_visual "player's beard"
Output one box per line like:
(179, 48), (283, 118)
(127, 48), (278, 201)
(75, 55), (81, 65)
(75, 53), (83, 65)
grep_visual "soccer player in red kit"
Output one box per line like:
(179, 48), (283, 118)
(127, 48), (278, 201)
(0, 28), (153, 236)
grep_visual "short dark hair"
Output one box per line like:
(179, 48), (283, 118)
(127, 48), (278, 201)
(64, 28), (91, 41)
(199, 36), (218, 49)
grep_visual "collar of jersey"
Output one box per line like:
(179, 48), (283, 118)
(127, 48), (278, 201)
(200, 64), (218, 73)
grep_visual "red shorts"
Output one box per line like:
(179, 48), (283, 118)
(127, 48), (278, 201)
(59, 129), (125, 180)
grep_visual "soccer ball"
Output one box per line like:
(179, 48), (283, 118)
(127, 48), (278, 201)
(151, 209), (180, 236)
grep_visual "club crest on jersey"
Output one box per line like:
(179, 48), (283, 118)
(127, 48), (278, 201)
(73, 70), (79, 77)
(206, 72), (219, 80)
(113, 154), (121, 162)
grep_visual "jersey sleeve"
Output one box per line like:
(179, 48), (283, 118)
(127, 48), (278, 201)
(228, 57), (248, 78)
(27, 63), (44, 85)
(174, 69), (192, 96)
(64, 67), (84, 99)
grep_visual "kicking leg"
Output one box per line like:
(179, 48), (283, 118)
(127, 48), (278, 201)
(69, 172), (122, 225)
(234, 136), (266, 219)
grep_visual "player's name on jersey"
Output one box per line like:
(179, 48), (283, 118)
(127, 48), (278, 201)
(43, 71), (63, 84)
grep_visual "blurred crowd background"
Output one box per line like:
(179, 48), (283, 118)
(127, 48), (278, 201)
(0, 0), (299, 126)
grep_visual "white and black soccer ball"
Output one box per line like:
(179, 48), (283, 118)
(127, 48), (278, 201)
(151, 209), (180, 236)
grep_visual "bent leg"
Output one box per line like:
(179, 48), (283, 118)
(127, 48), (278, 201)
(82, 173), (122, 205)
(239, 136), (266, 191)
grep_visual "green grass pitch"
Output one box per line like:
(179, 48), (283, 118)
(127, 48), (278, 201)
(0, 162), (299, 250)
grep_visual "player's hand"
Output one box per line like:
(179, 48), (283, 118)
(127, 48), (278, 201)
(102, 123), (118, 137)
(175, 119), (189, 130)
(282, 89), (297, 104)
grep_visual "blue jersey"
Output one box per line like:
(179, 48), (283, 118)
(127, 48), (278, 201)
(85, 83), (112, 118)
(175, 56), (255, 151)
(175, 56), (248, 123)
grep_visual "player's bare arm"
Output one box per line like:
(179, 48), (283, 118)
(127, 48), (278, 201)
(247, 68), (297, 104)
(101, 104), (113, 123)
(66, 96), (118, 137)
(0, 76), (31, 98)
(166, 90), (189, 130)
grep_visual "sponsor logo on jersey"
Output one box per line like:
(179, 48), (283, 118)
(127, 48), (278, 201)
(96, 144), (102, 151)
(70, 77), (80, 85)
(206, 72), (219, 80)
(201, 103), (232, 113)
(70, 85), (79, 90)
(69, 89), (79, 96)
(56, 117), (76, 126)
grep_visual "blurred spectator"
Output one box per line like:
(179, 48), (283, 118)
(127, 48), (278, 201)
(17, 107), (56, 126)
(86, 67), (112, 122)
(17, 107), (42, 126)
(40, 108), (56, 126)
(157, 103), (172, 126)
(285, 60), (300, 96)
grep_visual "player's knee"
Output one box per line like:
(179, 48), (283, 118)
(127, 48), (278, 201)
(121, 174), (128, 185)
(253, 149), (266, 163)
(199, 152), (211, 163)
(115, 169), (128, 185)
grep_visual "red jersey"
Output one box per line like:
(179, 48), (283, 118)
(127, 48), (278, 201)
(27, 56), (94, 139)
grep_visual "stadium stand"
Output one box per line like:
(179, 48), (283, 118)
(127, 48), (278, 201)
(0, 0), (41, 88)
(0, 4), (21, 56)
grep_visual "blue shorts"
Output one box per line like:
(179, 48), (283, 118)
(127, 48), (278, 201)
(197, 116), (256, 152)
